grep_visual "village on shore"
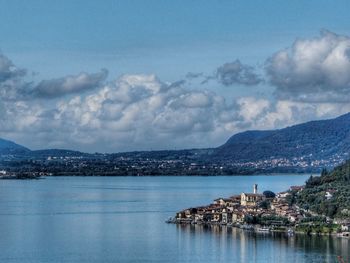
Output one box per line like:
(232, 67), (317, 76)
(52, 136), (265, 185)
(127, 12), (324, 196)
(0, 170), (45, 180)
(168, 184), (350, 237)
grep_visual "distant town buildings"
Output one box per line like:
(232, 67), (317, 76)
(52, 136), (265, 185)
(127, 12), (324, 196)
(174, 184), (305, 229)
(0, 150), (347, 176)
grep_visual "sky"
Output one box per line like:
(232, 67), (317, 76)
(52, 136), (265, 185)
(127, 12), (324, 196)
(0, 0), (350, 152)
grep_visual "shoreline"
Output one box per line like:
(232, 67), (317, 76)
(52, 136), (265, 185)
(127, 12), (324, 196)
(169, 221), (350, 238)
(40, 173), (313, 177)
(168, 182), (350, 239)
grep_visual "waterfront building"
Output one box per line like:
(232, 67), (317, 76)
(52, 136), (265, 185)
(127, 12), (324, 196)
(240, 184), (265, 207)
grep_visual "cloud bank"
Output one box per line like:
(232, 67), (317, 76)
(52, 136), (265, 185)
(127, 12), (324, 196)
(1, 30), (350, 152)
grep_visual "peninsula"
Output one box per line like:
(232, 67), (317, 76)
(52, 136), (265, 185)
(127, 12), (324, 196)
(169, 161), (350, 236)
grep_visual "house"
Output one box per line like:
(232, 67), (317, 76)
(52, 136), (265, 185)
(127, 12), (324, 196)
(176, 208), (197, 220)
(221, 208), (230, 224)
(325, 191), (333, 200)
(194, 212), (204, 223)
(341, 223), (350, 232)
(232, 211), (245, 223)
(288, 213), (299, 223)
(214, 198), (232, 206)
(276, 192), (290, 199)
(203, 212), (213, 222)
(290, 186), (304, 192)
(212, 212), (221, 223)
(176, 210), (185, 220)
(193, 207), (207, 223)
(229, 195), (241, 204)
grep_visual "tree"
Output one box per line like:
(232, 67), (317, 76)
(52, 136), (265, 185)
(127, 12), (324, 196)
(321, 168), (328, 177)
(263, 190), (276, 198)
(306, 175), (321, 188)
(259, 200), (269, 209)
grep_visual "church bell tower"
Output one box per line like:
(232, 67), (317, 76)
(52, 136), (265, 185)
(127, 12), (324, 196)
(253, 184), (258, 194)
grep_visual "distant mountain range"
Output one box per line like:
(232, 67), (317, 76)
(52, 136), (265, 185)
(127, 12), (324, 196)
(213, 112), (350, 162)
(1, 112), (350, 173)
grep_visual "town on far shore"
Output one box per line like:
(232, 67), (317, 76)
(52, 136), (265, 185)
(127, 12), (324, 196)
(0, 170), (46, 179)
(168, 184), (350, 237)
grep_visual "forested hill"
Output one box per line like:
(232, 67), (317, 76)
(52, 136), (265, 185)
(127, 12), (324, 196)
(296, 161), (350, 219)
(213, 112), (350, 162)
(0, 138), (30, 155)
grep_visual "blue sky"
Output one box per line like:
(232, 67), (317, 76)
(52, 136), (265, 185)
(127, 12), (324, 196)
(0, 1), (350, 152)
(1, 0), (348, 80)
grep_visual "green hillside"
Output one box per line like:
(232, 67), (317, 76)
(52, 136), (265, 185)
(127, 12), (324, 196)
(296, 161), (350, 219)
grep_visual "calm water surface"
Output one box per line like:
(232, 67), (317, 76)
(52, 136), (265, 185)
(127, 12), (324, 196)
(0, 175), (348, 263)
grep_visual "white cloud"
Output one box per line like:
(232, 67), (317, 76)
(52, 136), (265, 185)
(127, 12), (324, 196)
(237, 97), (270, 123)
(266, 30), (350, 102)
(43, 74), (241, 151)
(1, 33), (350, 152)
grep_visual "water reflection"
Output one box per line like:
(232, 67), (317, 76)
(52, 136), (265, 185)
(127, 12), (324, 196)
(176, 224), (350, 262)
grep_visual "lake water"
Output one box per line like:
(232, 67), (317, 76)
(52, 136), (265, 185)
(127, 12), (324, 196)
(0, 175), (348, 263)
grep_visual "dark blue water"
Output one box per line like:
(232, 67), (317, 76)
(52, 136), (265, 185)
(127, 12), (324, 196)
(0, 175), (348, 263)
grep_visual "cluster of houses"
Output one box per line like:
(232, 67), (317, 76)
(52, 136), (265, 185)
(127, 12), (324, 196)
(270, 190), (303, 223)
(0, 170), (47, 179)
(174, 184), (304, 227)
